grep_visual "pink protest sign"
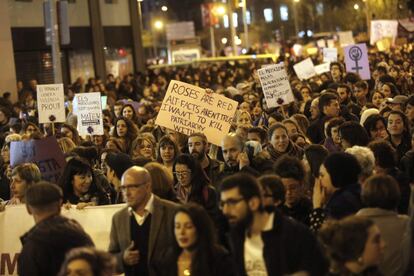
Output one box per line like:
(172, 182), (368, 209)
(10, 136), (66, 184)
(344, 43), (371, 80)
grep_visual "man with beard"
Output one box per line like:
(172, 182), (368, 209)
(188, 133), (223, 187)
(220, 173), (327, 276)
(218, 133), (259, 179)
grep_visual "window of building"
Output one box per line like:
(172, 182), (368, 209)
(280, 5), (288, 21)
(263, 8), (273, 23)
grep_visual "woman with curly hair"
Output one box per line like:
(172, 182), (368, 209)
(112, 117), (139, 154)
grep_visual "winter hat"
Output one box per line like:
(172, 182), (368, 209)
(106, 152), (134, 179)
(360, 108), (379, 126)
(323, 152), (361, 188)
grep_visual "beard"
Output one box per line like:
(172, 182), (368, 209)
(191, 150), (204, 161)
(227, 208), (253, 231)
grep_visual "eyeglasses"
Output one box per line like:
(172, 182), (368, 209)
(174, 171), (191, 178)
(219, 198), (244, 209)
(120, 183), (146, 192)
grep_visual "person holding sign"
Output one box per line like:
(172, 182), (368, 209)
(59, 157), (110, 209)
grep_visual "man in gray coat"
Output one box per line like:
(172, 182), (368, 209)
(108, 166), (179, 276)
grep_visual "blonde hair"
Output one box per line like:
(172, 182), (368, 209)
(58, 137), (77, 153)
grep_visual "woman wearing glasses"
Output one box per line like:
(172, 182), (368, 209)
(153, 203), (235, 276)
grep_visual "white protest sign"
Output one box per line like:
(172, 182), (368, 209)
(323, 47), (338, 63)
(0, 204), (124, 276)
(338, 31), (355, 47)
(327, 39), (335, 48)
(257, 64), (294, 108)
(73, 92), (103, 135)
(370, 20), (398, 45)
(293, 58), (317, 80)
(314, 63), (331, 75)
(155, 80), (237, 146)
(317, 39), (326, 48)
(36, 84), (65, 123)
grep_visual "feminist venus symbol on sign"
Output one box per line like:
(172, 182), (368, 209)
(349, 46), (363, 73)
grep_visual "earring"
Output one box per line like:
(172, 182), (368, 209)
(357, 256), (364, 266)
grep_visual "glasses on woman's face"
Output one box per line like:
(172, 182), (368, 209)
(174, 170), (191, 178)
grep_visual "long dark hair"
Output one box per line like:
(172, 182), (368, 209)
(156, 135), (180, 163)
(173, 154), (210, 204)
(59, 157), (98, 201)
(113, 117), (139, 152)
(174, 203), (218, 276)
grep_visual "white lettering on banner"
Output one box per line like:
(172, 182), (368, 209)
(36, 84), (66, 123)
(155, 80), (237, 146)
(0, 204), (125, 276)
(257, 64), (294, 108)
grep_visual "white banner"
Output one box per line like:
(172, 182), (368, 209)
(323, 48), (338, 63)
(0, 204), (124, 276)
(370, 20), (398, 45)
(73, 92), (104, 135)
(338, 31), (355, 47)
(293, 58), (317, 80)
(315, 63), (331, 75)
(36, 84), (65, 124)
(257, 64), (294, 108)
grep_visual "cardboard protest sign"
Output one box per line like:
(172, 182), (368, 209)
(155, 80), (237, 145)
(315, 63), (331, 75)
(36, 84), (65, 123)
(370, 20), (398, 45)
(317, 39), (326, 48)
(376, 37), (392, 51)
(338, 31), (355, 47)
(257, 64), (294, 109)
(10, 136), (66, 184)
(293, 58), (317, 80)
(323, 48), (338, 63)
(344, 43), (370, 80)
(74, 92), (104, 135)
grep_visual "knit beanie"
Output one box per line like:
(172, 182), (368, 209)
(323, 152), (361, 188)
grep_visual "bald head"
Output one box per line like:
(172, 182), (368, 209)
(221, 133), (244, 168)
(122, 166), (152, 185)
(121, 166), (152, 211)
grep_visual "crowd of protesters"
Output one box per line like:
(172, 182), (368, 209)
(0, 43), (414, 276)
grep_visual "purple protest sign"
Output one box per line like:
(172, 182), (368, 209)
(10, 136), (66, 184)
(344, 43), (371, 80)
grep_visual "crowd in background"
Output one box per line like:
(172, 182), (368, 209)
(1, 43), (414, 276)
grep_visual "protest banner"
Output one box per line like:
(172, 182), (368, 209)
(73, 92), (104, 135)
(155, 80), (237, 146)
(257, 64), (294, 109)
(370, 20), (398, 45)
(10, 136), (66, 184)
(314, 63), (331, 75)
(0, 204), (124, 276)
(36, 84), (65, 124)
(101, 96), (108, 110)
(338, 31), (355, 47)
(344, 43), (370, 80)
(293, 58), (317, 80)
(323, 47), (338, 63)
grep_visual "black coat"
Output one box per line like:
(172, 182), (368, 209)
(153, 245), (236, 276)
(227, 209), (328, 276)
(18, 215), (94, 276)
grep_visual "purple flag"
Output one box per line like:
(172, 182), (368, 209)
(344, 43), (371, 80)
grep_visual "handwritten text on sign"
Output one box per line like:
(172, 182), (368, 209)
(74, 92), (103, 135)
(155, 80), (237, 145)
(257, 64), (294, 108)
(36, 84), (65, 123)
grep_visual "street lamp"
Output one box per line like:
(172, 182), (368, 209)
(161, 5), (168, 12)
(354, 3), (359, 10)
(154, 20), (164, 30)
